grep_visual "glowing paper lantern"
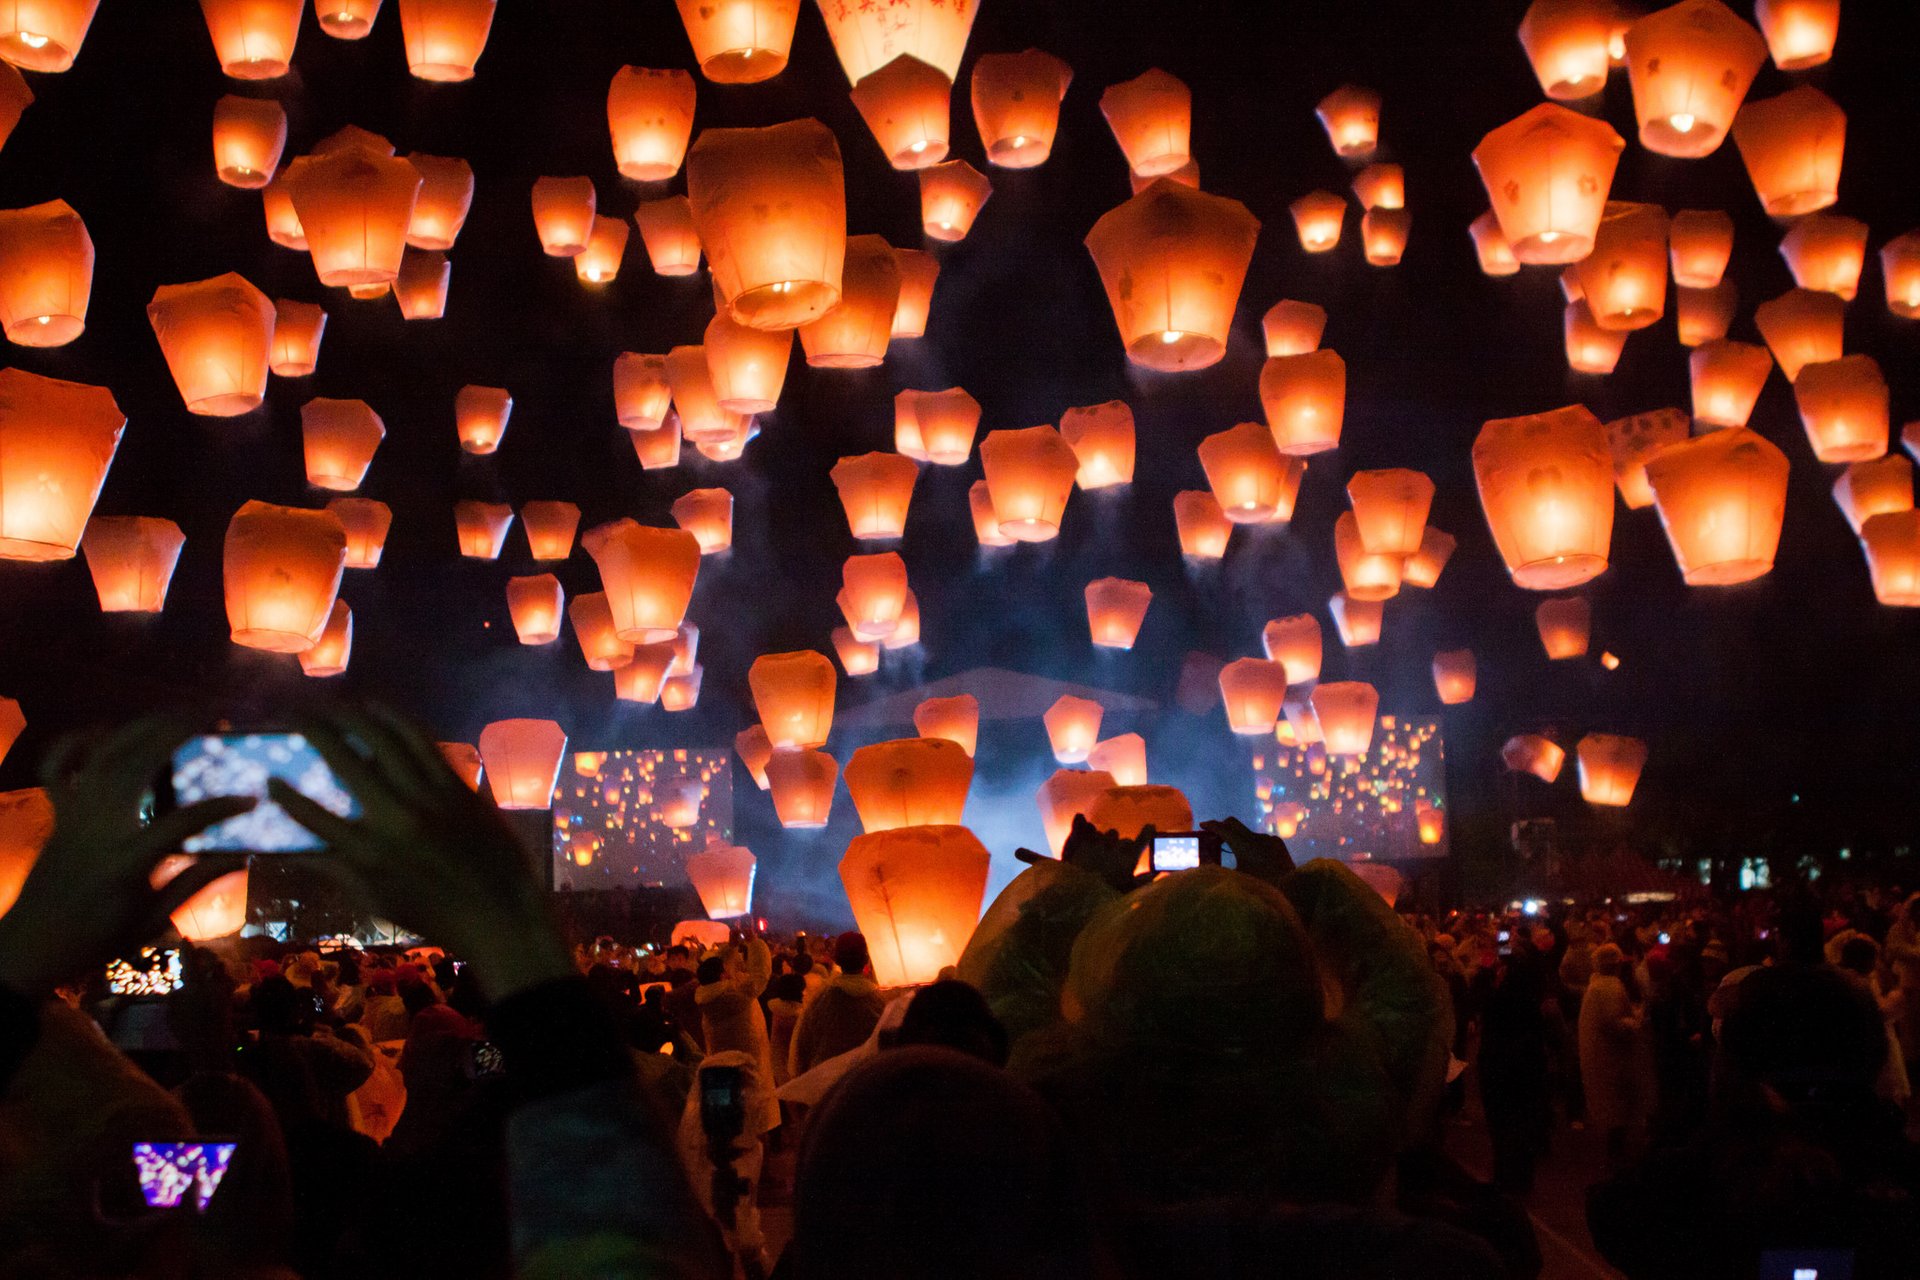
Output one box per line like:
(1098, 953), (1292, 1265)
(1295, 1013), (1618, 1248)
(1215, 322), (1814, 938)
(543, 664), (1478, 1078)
(1606, 408), (1689, 509)
(514, 500), (577, 562)
(1219, 659), (1287, 736)
(200, 0), (302, 78)
(832, 626), (880, 676)
(1754, 0), (1838, 69)
(156, 856), (248, 941)
(1289, 190), (1345, 252)
(1350, 164), (1403, 212)
(146, 273), (275, 416)
(662, 489), (727, 556)
(1622, 0), (1766, 157)
(1432, 651), (1476, 705)
(1795, 356), (1888, 464)
(1043, 694), (1103, 763)
(735, 726), (773, 789)
(907, 695), (977, 761)
(300, 398), (384, 492)
(0, 789), (53, 919)
(767, 748), (837, 829)
(883, 589), (920, 650)
(0, 701), (22, 766)
(1691, 337), (1775, 430)
(1087, 734), (1147, 788)
(969, 481), (1011, 548)
(1199, 423), (1296, 524)
(615, 353), (673, 431)
(478, 718), (566, 810)
(1676, 281), (1737, 347)
(574, 217), (628, 284)
(1173, 490), (1231, 559)
(1333, 511), (1403, 601)
(845, 738), (972, 833)
(1308, 682), (1378, 756)
(1755, 288), (1844, 382)
(268, 299), (325, 377)
(1536, 596), (1591, 659)
(0, 66), (29, 149)
(1330, 592), (1383, 647)
(1503, 734), (1565, 782)
(971, 49), (1070, 168)
(0, 309), (75, 432)
(1881, 232), (1920, 319)
(299, 600), (353, 676)
(1098, 69), (1188, 177)
(1403, 527), (1456, 588)
(850, 55), (950, 169)
(80, 517), (185, 612)
(688, 119), (846, 331)
(814, 0), (975, 83)
(1577, 733), (1646, 806)
(1261, 300), (1326, 358)
(1519, 0), (1616, 99)
(582, 520), (700, 643)
(1085, 577), (1151, 650)
(403, 155), (473, 250)
(1472, 102), (1623, 264)
(607, 67), (695, 182)
(211, 95), (285, 187)
(613, 644), (674, 701)
(506, 574), (563, 645)
(531, 176), (595, 257)
(1860, 511), (1920, 607)
(687, 843), (755, 919)
(890, 248), (938, 340)
(326, 497), (390, 569)
(222, 500), (346, 652)
(1347, 468), (1434, 558)
(398, 0), (494, 80)
(831, 452), (918, 541)
(0, 0), (97, 72)
(979, 425), (1077, 542)
(1469, 211), (1521, 277)
(1731, 85), (1844, 217)
(1086, 784), (1192, 844)
(347, 281), (390, 301)
(448, 386), (512, 457)
(284, 145), (421, 287)
(1575, 203), (1668, 330)
(918, 159), (991, 241)
(317, 0), (380, 38)
(674, 0), (798, 83)
(840, 552), (908, 641)
(632, 197), (702, 278)
(840, 825), (988, 987)
(0, 370), (121, 561)
(1669, 209), (1734, 288)
(1779, 214), (1866, 302)
(800, 234), (900, 367)
(1262, 614), (1321, 684)
(1085, 181), (1258, 373)
(438, 742), (484, 790)
(661, 663), (704, 711)
(1644, 426), (1788, 584)
(1035, 768), (1115, 857)
(454, 501), (513, 560)
(1361, 208), (1410, 266)
(568, 592), (633, 671)
(665, 344), (746, 444)
(1058, 400), (1135, 490)
(262, 176), (306, 248)
(656, 778), (704, 829)
(1833, 456), (1912, 536)
(1261, 349), (1346, 455)
(1473, 404), (1613, 589)
(1316, 84), (1379, 157)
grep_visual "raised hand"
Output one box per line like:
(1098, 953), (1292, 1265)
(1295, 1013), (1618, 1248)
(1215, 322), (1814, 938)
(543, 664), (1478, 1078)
(1059, 813), (1153, 893)
(1201, 816), (1295, 886)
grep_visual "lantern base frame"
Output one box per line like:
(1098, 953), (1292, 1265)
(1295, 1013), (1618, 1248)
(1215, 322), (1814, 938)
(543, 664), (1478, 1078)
(1124, 332), (1225, 373)
(3, 314), (83, 347)
(696, 49), (789, 84)
(1510, 554), (1608, 591)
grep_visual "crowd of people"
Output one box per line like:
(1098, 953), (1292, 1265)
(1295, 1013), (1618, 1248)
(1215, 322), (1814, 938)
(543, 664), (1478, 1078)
(1, 709), (1918, 1278)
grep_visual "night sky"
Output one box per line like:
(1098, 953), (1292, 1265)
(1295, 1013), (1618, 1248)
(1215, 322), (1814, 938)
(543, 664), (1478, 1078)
(2, 0), (1918, 925)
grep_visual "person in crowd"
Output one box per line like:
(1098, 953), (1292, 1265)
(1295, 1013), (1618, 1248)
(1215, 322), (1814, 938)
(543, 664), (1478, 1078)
(787, 934), (885, 1078)
(1475, 924), (1554, 1193)
(1577, 943), (1654, 1170)
(765, 971), (807, 1085)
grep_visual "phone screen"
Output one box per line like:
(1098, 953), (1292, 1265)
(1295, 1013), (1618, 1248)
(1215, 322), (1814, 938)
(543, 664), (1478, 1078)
(170, 733), (360, 853)
(106, 948), (183, 996)
(1151, 835), (1201, 872)
(132, 1142), (236, 1212)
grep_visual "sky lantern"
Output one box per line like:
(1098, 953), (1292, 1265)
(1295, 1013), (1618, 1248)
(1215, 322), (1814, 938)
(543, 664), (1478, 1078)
(914, 694), (979, 757)
(1880, 232), (1920, 318)
(1732, 85), (1844, 216)
(310, 123), (395, 157)
(1288, 190), (1345, 253)
(1676, 281), (1737, 347)
(0, 65), (29, 148)
(1334, 511), (1403, 600)
(222, 500), (346, 651)
(1795, 356), (1888, 463)
(1330, 592), (1383, 647)
(1833, 456), (1911, 535)
(1860, 512), (1920, 607)
(1606, 408), (1689, 508)
(1035, 768), (1116, 857)
(1360, 208), (1410, 266)
(1262, 300), (1326, 357)
(884, 589), (921, 649)
(0, 0), (97, 72)
(831, 451), (918, 540)
(767, 748), (837, 829)
(568, 592), (633, 671)
(1472, 103), (1624, 265)
(1044, 694), (1103, 763)
(689, 119), (846, 331)
(261, 175), (306, 249)
(901, 387), (978, 466)
(850, 55), (951, 169)
(832, 626), (880, 676)
(1473, 404), (1614, 590)
(1622, 0), (1766, 157)
(1099, 68), (1190, 177)
(917, 159), (991, 241)
(607, 66), (695, 181)
(1309, 681), (1378, 756)
(284, 144), (421, 287)
(1689, 340), (1773, 430)
(1754, 0), (1838, 69)
(317, 0), (381, 38)
(735, 726), (773, 790)
(660, 664), (704, 711)
(300, 398), (384, 491)
(1577, 733), (1647, 806)
(890, 247), (938, 339)
(200, 0), (302, 78)
(1779, 213), (1866, 301)
(326, 497), (390, 569)
(0, 369), (120, 561)
(686, 842), (756, 919)
(269, 299), (325, 377)
(1219, 658), (1288, 736)
(1669, 209), (1734, 288)
(1518, 0), (1616, 99)
(1087, 734), (1147, 788)
(1315, 84), (1379, 156)
(454, 500), (513, 559)
(980, 425), (1077, 542)
(574, 217), (628, 284)
(1085, 181), (1258, 373)
(1173, 490), (1231, 559)
(1503, 734), (1566, 782)
(1575, 203), (1668, 330)
(971, 48), (1070, 168)
(80, 517), (184, 613)
(530, 176), (595, 257)
(840, 825), (989, 987)
(813, 0), (976, 83)
(1755, 288), (1844, 383)
(0, 200), (91, 347)
(894, 393), (926, 463)
(516, 500), (579, 562)
(800, 234), (899, 367)
(1086, 784), (1192, 843)
(613, 644), (674, 702)
(1469, 211), (1521, 276)
(211, 95), (285, 187)
(633, 196), (702, 276)
(154, 856), (248, 941)
(1432, 650), (1477, 705)
(507, 574), (564, 645)
(1350, 163), (1403, 211)
(298, 600), (353, 676)
(846, 737), (973, 832)
(347, 281), (391, 301)
(1645, 426), (1789, 584)
(398, 0), (495, 80)
(1261, 348), (1347, 455)
(478, 718), (566, 810)
(969, 481), (1011, 548)
(582, 520), (700, 643)
(656, 778), (704, 829)
(667, 487), (731, 555)
(1059, 400), (1135, 490)
(674, 624), (704, 677)
(665, 344), (746, 444)
(1085, 577), (1152, 650)
(453, 384), (512, 456)
(0, 700), (21, 767)
(1403, 527), (1457, 589)
(1535, 595), (1591, 659)
(436, 742), (484, 791)
(614, 353), (672, 431)
(1262, 614), (1322, 684)
(673, 0), (798, 83)
(1347, 468), (1434, 558)
(841, 551), (908, 640)
(1199, 423), (1296, 524)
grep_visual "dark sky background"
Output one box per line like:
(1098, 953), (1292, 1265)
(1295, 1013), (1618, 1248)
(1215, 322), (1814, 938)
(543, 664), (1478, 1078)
(2, 0), (1918, 924)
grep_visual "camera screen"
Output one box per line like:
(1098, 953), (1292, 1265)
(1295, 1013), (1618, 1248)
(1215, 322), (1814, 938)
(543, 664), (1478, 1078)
(1152, 835), (1201, 872)
(132, 1142), (235, 1212)
(105, 948), (183, 996)
(171, 734), (360, 854)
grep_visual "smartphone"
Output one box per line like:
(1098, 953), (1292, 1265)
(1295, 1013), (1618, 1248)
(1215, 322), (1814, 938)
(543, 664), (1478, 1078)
(163, 733), (360, 854)
(1150, 831), (1221, 873)
(106, 948), (183, 996)
(132, 1142), (236, 1212)
(699, 1063), (746, 1141)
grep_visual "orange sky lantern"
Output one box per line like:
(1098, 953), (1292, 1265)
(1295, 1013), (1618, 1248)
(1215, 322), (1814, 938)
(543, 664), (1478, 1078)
(1261, 349), (1346, 455)
(200, 0), (302, 79)
(0, 0), (98, 72)
(767, 748), (837, 829)
(1676, 280), (1737, 346)
(437, 742), (484, 790)
(1350, 163), (1403, 212)
(1261, 300), (1326, 357)
(1403, 527), (1457, 588)
(1689, 340), (1772, 430)
(1432, 650), (1477, 705)
(655, 777), (703, 829)
(517, 500), (578, 561)
(917, 158), (991, 241)
(1173, 489), (1231, 559)
(574, 216), (628, 284)
(1880, 232), (1920, 319)
(478, 718), (566, 810)
(530, 175), (595, 257)
(300, 397), (384, 491)
(270, 298), (325, 375)
(1645, 427), (1789, 584)
(0, 66), (29, 149)
(670, 488), (733, 555)
(1100, 68), (1190, 176)
(1334, 510), (1404, 600)
(840, 824), (988, 987)
(1059, 400), (1135, 490)
(607, 66), (695, 181)
(1754, 287), (1844, 382)
(800, 234), (900, 366)
(1578, 732), (1647, 806)
(832, 451), (918, 540)
(1316, 84), (1379, 156)
(614, 352), (672, 431)
(1086, 784), (1192, 843)
(1754, 0), (1838, 69)
(327, 497), (390, 569)
(1519, 0), (1616, 99)
(1219, 658), (1287, 735)
(845, 737), (973, 832)
(80, 517), (184, 612)
(687, 842), (755, 919)
(211, 95), (285, 187)
(285, 144), (421, 286)
(156, 856), (248, 941)
(890, 247), (938, 338)
(1778, 213), (1866, 301)
(1473, 404), (1614, 590)
(1361, 208), (1410, 266)
(1732, 85), (1844, 216)
(1087, 734), (1147, 788)
(1536, 595), (1591, 659)
(1565, 298), (1626, 374)
(666, 344), (746, 444)
(317, 0), (381, 39)
(735, 725), (774, 790)
(1472, 102), (1623, 265)
(1199, 422), (1296, 525)
(1043, 693), (1103, 763)
(1669, 208), (1734, 288)
(298, 599), (353, 676)
(1262, 613), (1321, 684)
(660, 664), (704, 711)
(1832, 456), (1912, 536)
(1310, 681), (1379, 756)
(1575, 202), (1668, 330)
(898, 387), (976, 466)
(841, 551), (908, 640)
(969, 480), (1012, 548)
(883, 588), (920, 650)
(262, 176), (306, 249)
(633, 196), (703, 276)
(582, 519), (701, 642)
(1035, 768), (1116, 857)
(568, 592), (633, 671)
(1504, 734), (1566, 782)
(832, 626), (879, 676)
(1606, 408), (1689, 509)
(1622, 0), (1766, 158)
(399, 0), (495, 81)
(1289, 190), (1345, 252)
(1794, 355), (1888, 464)
(1085, 577), (1151, 650)
(613, 644), (674, 702)
(455, 384), (511, 455)
(689, 120), (846, 330)
(1330, 591), (1383, 647)
(223, 500), (346, 652)
(454, 500), (513, 559)
(506, 574), (563, 645)
(1860, 512), (1920, 607)
(673, 0), (799, 84)
(850, 55), (950, 169)
(914, 694), (979, 758)
(0, 369), (120, 562)
(147, 273), (274, 415)
(979, 425), (1077, 542)
(1347, 468), (1434, 558)
(1086, 181), (1257, 372)
(971, 48), (1070, 168)
(1469, 211), (1521, 276)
